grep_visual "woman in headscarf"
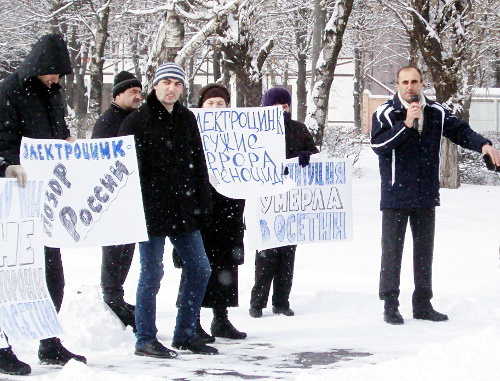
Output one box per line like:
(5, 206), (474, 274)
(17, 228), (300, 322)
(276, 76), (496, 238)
(174, 83), (247, 342)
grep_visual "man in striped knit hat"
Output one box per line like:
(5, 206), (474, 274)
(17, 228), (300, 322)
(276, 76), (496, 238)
(119, 63), (217, 357)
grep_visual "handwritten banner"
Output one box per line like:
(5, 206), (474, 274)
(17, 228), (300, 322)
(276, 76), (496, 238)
(20, 136), (147, 248)
(0, 179), (63, 347)
(191, 106), (296, 199)
(246, 155), (353, 251)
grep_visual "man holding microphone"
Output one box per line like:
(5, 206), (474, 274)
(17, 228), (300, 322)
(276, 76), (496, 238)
(370, 66), (500, 325)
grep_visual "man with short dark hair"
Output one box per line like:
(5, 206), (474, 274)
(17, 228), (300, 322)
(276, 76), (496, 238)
(119, 62), (217, 357)
(0, 33), (86, 375)
(92, 71), (142, 329)
(371, 66), (500, 325)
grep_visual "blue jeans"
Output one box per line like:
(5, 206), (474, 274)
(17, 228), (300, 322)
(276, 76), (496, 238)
(135, 231), (211, 347)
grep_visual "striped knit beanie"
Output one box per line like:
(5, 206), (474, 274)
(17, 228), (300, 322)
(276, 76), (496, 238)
(153, 63), (185, 86)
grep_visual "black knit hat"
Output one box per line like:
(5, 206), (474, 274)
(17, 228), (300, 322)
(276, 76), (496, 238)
(113, 71), (142, 98)
(198, 83), (230, 108)
(262, 87), (291, 107)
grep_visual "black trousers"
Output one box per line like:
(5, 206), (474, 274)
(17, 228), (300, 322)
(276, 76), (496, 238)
(45, 247), (64, 312)
(379, 208), (435, 309)
(250, 246), (296, 310)
(101, 243), (135, 303)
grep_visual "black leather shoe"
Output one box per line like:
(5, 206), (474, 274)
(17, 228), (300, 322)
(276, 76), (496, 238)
(272, 307), (295, 316)
(135, 340), (178, 358)
(249, 307), (262, 318)
(0, 346), (31, 375)
(384, 308), (404, 325)
(172, 336), (218, 355)
(413, 309), (449, 322)
(39, 338), (87, 366)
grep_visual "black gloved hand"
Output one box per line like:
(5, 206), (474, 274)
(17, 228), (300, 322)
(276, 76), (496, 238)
(298, 151), (311, 167)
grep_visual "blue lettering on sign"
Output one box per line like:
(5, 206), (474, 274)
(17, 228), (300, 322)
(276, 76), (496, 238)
(20, 139), (128, 161)
(259, 187), (343, 213)
(0, 299), (63, 340)
(259, 220), (270, 242)
(260, 211), (347, 244)
(42, 160), (131, 241)
(274, 214), (285, 242)
(196, 107), (288, 188)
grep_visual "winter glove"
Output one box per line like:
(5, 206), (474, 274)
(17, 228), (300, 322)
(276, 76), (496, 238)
(5, 165), (27, 188)
(298, 151), (312, 167)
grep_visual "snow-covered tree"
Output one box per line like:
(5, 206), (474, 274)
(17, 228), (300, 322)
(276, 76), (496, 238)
(379, 0), (499, 188)
(306, 0), (355, 146)
(216, 1), (275, 106)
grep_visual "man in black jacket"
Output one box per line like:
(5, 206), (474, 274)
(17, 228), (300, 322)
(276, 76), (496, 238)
(119, 63), (217, 357)
(92, 71), (142, 330)
(0, 34), (86, 375)
(249, 87), (319, 319)
(371, 66), (500, 325)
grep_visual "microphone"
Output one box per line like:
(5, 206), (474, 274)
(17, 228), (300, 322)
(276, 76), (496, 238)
(484, 153), (500, 172)
(410, 94), (420, 130)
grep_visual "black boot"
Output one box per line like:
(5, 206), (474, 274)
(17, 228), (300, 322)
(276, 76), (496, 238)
(0, 346), (31, 376)
(172, 336), (218, 355)
(413, 301), (448, 322)
(211, 308), (247, 340)
(39, 338), (87, 366)
(196, 317), (215, 343)
(384, 301), (404, 325)
(106, 299), (136, 332)
(272, 306), (295, 316)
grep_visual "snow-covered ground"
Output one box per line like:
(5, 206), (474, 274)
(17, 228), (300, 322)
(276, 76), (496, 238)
(6, 147), (500, 380)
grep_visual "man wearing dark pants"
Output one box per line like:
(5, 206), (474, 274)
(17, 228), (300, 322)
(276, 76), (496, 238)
(0, 33), (86, 372)
(92, 71), (142, 329)
(371, 65), (500, 325)
(380, 208), (434, 311)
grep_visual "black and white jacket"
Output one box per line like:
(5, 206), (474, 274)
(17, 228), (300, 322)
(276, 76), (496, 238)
(370, 93), (489, 210)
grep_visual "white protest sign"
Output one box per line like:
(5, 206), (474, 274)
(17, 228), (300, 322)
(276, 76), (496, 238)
(0, 179), (63, 347)
(191, 106), (296, 199)
(20, 136), (148, 248)
(246, 155), (353, 251)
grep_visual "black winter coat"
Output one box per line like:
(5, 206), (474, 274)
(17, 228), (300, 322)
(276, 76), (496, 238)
(92, 103), (133, 139)
(198, 187), (245, 268)
(119, 91), (212, 237)
(0, 34), (72, 176)
(284, 114), (319, 159)
(371, 94), (490, 209)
